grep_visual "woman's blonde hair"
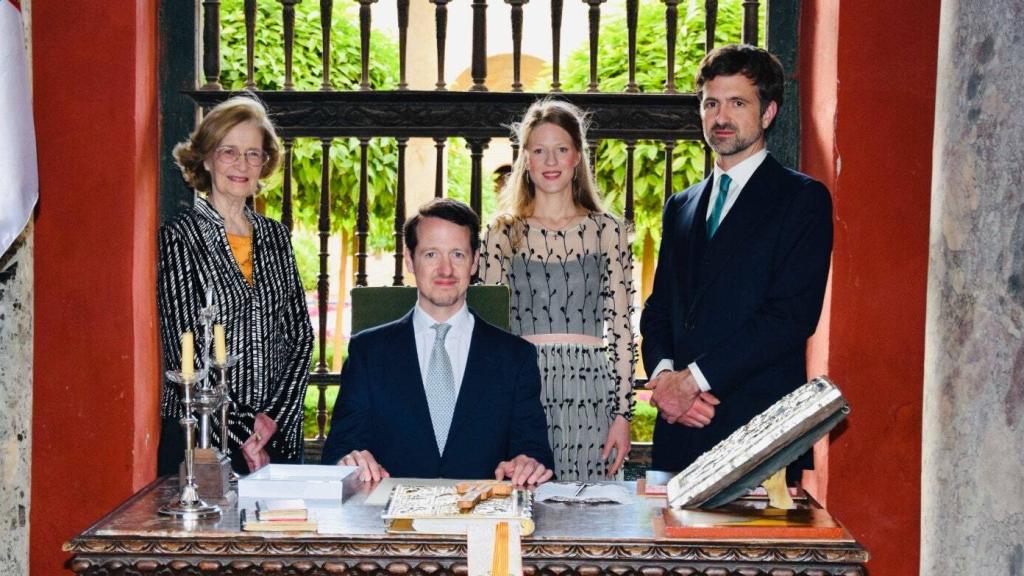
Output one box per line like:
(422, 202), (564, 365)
(172, 95), (282, 193)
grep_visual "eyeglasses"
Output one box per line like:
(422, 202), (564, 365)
(214, 146), (270, 168)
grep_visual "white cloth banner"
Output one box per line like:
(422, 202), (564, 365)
(0, 0), (38, 255)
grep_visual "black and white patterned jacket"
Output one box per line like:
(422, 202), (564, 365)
(157, 196), (313, 462)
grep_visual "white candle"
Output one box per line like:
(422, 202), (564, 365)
(214, 324), (227, 364)
(181, 331), (194, 378)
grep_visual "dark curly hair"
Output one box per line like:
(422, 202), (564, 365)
(695, 44), (785, 117)
(172, 95), (282, 193)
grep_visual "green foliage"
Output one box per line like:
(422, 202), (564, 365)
(445, 139), (500, 221)
(303, 384), (339, 438)
(631, 398), (658, 442)
(287, 227), (319, 291)
(553, 0), (749, 255)
(302, 341), (347, 438)
(219, 1), (401, 253)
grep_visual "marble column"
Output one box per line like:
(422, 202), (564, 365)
(0, 0), (33, 571)
(0, 228), (32, 576)
(922, 0), (1024, 573)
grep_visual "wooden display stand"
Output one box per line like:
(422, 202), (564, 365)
(179, 448), (232, 501)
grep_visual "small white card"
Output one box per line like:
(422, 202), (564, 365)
(467, 521), (522, 576)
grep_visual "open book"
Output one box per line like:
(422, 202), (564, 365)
(667, 376), (850, 509)
(382, 484), (535, 536)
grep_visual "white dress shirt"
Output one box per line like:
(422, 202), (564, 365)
(652, 149), (769, 392)
(412, 302), (475, 394)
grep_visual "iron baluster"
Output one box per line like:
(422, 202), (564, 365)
(663, 0), (680, 93)
(316, 138), (332, 374)
(705, 0), (718, 53)
(550, 0), (564, 92)
(282, 137), (294, 234)
(626, 0), (639, 93)
(201, 0), (222, 90)
(394, 138), (408, 286)
(470, 0), (488, 91)
(244, 0), (257, 89)
(663, 140), (676, 203)
(321, 0), (333, 91)
(358, 0), (378, 91)
(742, 0), (760, 45)
(430, 0), (452, 90)
(584, 0), (606, 93)
(506, 0), (528, 92)
(624, 139), (636, 225)
(434, 137), (446, 198)
(397, 0), (410, 90)
(280, 0), (299, 90)
(356, 137), (370, 286)
(468, 137), (490, 218)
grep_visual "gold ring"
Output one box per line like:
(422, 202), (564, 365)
(254, 432), (262, 442)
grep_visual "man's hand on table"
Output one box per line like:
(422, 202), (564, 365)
(339, 449), (390, 482)
(495, 454), (553, 487)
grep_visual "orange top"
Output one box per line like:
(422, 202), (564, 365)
(226, 233), (254, 286)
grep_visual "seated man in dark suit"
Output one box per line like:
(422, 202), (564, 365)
(322, 198), (555, 485)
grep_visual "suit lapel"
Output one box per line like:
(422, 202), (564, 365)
(692, 156), (781, 305)
(445, 315), (491, 454)
(388, 311), (443, 459)
(672, 178), (712, 308)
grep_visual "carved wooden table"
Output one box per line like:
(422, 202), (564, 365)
(65, 478), (868, 575)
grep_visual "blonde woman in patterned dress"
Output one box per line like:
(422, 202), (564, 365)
(480, 100), (636, 481)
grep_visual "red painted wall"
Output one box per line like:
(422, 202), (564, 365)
(24, 1), (937, 573)
(800, 1), (939, 574)
(31, 2), (159, 574)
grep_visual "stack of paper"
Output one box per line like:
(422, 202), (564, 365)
(242, 499), (315, 532)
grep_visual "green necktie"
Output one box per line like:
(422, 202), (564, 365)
(707, 173), (732, 239)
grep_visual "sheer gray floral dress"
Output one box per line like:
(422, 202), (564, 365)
(480, 213), (636, 480)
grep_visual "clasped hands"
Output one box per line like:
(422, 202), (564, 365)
(339, 450), (553, 486)
(646, 369), (720, 427)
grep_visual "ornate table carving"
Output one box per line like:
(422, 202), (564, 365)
(65, 478), (867, 575)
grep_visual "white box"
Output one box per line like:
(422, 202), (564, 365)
(238, 464), (357, 500)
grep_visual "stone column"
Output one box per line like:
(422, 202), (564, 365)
(922, 0), (1024, 573)
(0, 0), (33, 572)
(0, 229), (32, 576)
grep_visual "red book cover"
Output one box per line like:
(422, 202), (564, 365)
(660, 506), (849, 540)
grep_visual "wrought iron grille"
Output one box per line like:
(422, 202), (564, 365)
(163, 0), (796, 449)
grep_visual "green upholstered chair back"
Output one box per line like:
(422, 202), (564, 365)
(349, 285), (511, 334)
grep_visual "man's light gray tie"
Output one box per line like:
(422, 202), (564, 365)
(424, 323), (456, 454)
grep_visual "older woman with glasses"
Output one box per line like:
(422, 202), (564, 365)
(156, 96), (313, 475)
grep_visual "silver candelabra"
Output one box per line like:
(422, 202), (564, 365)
(158, 367), (221, 519)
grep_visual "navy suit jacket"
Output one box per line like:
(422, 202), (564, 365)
(321, 309), (554, 478)
(640, 154), (833, 473)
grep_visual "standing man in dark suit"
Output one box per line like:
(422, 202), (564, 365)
(323, 198), (554, 485)
(640, 44), (833, 474)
